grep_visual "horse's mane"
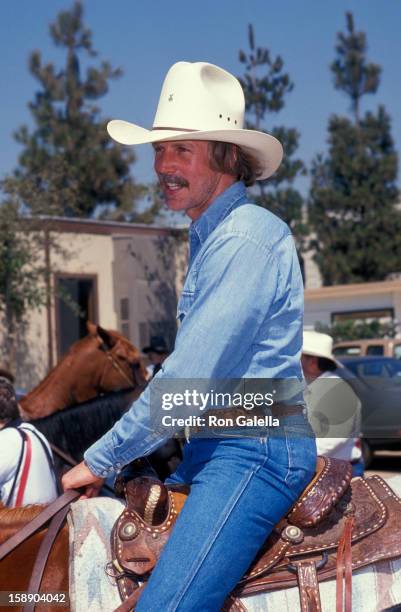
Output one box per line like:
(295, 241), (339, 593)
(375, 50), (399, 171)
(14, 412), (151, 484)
(31, 388), (136, 461)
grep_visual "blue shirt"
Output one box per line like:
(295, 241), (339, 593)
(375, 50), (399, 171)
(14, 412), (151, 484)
(84, 181), (304, 477)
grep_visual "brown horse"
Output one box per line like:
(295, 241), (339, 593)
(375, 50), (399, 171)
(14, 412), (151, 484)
(3, 475), (401, 612)
(20, 322), (148, 420)
(0, 503), (69, 612)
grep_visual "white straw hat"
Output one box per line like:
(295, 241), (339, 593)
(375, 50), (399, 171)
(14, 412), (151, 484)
(107, 61), (283, 181)
(302, 331), (336, 363)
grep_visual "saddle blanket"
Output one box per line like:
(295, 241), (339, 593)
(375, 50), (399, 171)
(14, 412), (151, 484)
(68, 497), (123, 611)
(68, 476), (401, 612)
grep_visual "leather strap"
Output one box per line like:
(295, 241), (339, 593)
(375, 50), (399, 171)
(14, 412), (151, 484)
(0, 489), (80, 561)
(336, 516), (354, 612)
(114, 584), (145, 612)
(22, 503), (72, 612)
(189, 405), (304, 436)
(15, 431), (32, 507)
(99, 342), (146, 391)
(113, 586), (248, 612)
(152, 126), (196, 132)
(222, 595), (248, 611)
(271, 404), (304, 418)
(296, 561), (322, 612)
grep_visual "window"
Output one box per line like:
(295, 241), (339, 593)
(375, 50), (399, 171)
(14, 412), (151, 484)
(120, 298), (129, 321)
(332, 308), (394, 325)
(345, 358), (401, 379)
(366, 345), (384, 356)
(333, 345), (361, 357)
(56, 275), (98, 358)
(120, 298), (130, 340)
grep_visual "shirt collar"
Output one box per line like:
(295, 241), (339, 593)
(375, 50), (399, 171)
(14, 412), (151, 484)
(190, 181), (247, 250)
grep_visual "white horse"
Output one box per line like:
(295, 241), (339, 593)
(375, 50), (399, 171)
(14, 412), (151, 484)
(68, 475), (401, 612)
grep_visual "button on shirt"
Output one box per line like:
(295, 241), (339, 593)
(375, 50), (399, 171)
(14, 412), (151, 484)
(84, 181), (305, 478)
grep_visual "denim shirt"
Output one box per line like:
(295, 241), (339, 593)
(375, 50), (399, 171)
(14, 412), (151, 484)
(84, 181), (305, 478)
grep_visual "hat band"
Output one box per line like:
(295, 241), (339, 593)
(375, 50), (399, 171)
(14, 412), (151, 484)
(152, 126), (197, 132)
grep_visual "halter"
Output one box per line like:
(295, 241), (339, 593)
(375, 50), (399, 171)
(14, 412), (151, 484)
(98, 342), (147, 392)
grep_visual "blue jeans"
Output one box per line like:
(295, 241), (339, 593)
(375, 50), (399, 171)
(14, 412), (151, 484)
(352, 458), (365, 477)
(136, 419), (316, 612)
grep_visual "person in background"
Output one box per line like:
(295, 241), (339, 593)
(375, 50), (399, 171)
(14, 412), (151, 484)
(302, 330), (364, 476)
(142, 337), (170, 379)
(0, 377), (58, 507)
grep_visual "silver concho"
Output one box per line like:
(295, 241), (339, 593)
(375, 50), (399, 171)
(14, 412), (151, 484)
(282, 525), (304, 544)
(119, 521), (138, 540)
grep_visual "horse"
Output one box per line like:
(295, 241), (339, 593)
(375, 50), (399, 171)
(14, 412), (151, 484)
(18, 321), (181, 482)
(19, 322), (148, 420)
(32, 389), (138, 463)
(2, 471), (401, 612)
(0, 503), (69, 612)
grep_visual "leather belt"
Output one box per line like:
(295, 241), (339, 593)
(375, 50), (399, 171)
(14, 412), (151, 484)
(271, 404), (305, 417)
(187, 405), (305, 437)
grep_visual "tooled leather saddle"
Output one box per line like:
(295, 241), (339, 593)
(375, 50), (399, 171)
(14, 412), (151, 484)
(108, 457), (401, 612)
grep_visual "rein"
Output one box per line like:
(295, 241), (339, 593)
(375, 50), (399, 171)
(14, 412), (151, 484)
(0, 490), (79, 562)
(0, 490), (80, 612)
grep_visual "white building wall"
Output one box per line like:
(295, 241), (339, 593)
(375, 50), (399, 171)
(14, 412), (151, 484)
(304, 281), (401, 337)
(3, 222), (186, 392)
(54, 232), (117, 330)
(9, 232), (117, 390)
(305, 293), (396, 328)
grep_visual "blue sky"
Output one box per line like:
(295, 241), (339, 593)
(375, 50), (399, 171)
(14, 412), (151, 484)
(2, 1), (401, 195)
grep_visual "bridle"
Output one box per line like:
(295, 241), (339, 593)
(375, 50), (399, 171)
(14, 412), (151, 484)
(65, 340), (147, 409)
(98, 342), (147, 392)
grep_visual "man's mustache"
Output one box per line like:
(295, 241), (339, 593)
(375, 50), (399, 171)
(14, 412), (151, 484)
(158, 173), (189, 188)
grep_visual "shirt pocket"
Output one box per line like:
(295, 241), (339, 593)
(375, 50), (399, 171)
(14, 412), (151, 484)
(176, 290), (195, 322)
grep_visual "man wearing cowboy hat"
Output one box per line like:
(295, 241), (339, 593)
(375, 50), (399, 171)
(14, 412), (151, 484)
(63, 61), (316, 610)
(142, 336), (170, 379)
(302, 330), (363, 475)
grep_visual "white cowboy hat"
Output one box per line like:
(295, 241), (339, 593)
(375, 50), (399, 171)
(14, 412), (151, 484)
(302, 331), (336, 363)
(107, 61), (283, 180)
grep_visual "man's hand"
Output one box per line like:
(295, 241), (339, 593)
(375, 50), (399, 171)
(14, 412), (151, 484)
(62, 461), (105, 499)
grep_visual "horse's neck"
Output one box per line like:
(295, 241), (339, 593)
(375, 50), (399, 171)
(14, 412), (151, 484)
(20, 340), (99, 420)
(20, 363), (76, 419)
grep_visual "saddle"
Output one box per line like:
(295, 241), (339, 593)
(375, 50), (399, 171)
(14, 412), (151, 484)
(109, 457), (401, 612)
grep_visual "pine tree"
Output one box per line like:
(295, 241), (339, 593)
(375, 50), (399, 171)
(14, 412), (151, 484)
(13, 1), (142, 218)
(0, 166), (86, 373)
(0, 191), (46, 371)
(238, 24), (307, 247)
(309, 12), (401, 284)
